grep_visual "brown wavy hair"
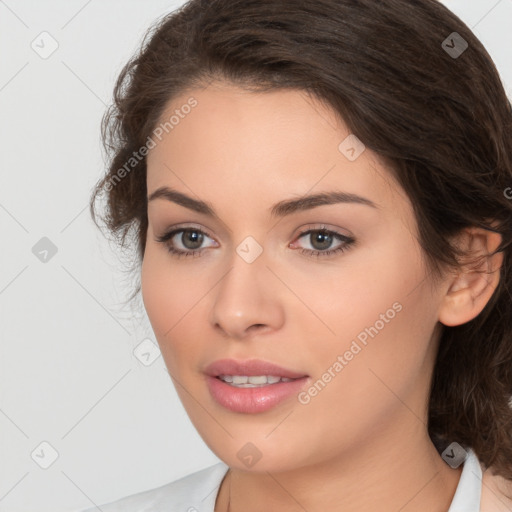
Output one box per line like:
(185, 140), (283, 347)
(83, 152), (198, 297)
(90, 0), (512, 482)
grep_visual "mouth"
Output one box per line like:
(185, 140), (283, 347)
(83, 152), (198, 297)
(204, 358), (310, 413)
(215, 374), (301, 387)
(204, 358), (308, 380)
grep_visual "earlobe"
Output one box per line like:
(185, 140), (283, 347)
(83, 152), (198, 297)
(438, 227), (503, 327)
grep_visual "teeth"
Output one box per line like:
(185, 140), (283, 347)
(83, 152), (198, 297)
(218, 375), (297, 387)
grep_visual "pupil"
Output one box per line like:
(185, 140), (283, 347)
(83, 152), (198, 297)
(183, 230), (203, 249)
(312, 231), (332, 250)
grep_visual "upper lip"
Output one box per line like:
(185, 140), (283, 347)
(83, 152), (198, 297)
(204, 359), (308, 379)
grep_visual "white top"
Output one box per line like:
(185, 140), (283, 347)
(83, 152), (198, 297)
(78, 448), (483, 512)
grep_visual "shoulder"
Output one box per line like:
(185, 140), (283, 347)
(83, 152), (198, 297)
(76, 461), (229, 512)
(480, 464), (512, 512)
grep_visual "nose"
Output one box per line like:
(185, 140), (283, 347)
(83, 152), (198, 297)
(209, 249), (285, 340)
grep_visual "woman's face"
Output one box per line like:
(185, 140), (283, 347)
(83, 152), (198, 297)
(141, 81), (446, 471)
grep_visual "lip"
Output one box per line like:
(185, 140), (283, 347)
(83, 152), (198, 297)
(204, 358), (310, 414)
(204, 358), (309, 379)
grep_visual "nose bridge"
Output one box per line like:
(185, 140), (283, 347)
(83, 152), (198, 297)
(209, 239), (285, 338)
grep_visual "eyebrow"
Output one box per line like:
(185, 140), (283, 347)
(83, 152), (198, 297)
(147, 186), (378, 218)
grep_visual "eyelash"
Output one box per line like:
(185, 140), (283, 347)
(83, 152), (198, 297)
(155, 225), (355, 259)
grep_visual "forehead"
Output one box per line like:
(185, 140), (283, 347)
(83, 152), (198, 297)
(145, 82), (406, 219)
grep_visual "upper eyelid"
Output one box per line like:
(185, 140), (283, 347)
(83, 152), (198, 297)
(160, 222), (348, 234)
(160, 223), (215, 237)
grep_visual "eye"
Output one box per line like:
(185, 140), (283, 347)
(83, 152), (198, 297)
(155, 226), (218, 258)
(155, 224), (355, 260)
(290, 225), (355, 258)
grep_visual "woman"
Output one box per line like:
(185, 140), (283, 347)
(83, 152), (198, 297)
(82, 0), (512, 510)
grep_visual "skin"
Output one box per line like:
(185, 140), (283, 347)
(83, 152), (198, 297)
(141, 81), (503, 512)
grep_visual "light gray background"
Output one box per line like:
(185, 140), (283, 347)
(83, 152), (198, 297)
(1, 1), (511, 511)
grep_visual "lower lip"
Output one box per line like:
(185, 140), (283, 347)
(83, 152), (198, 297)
(206, 375), (309, 414)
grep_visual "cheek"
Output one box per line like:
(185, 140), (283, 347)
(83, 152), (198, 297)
(292, 227), (437, 398)
(141, 248), (172, 340)
(140, 247), (187, 358)
(272, 252), (439, 467)
(287, 226), (429, 344)
(140, 244), (215, 373)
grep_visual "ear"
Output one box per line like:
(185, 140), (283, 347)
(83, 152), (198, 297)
(438, 226), (503, 327)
